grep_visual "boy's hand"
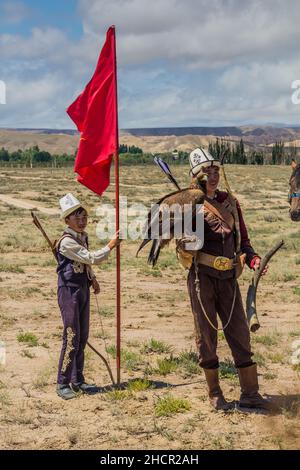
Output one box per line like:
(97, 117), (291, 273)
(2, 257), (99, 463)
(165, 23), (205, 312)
(108, 230), (122, 250)
(92, 277), (100, 294)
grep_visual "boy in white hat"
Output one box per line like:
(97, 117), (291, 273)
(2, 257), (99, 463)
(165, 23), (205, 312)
(56, 193), (120, 400)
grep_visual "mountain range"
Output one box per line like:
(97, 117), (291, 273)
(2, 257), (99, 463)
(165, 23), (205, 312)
(1, 125), (300, 154)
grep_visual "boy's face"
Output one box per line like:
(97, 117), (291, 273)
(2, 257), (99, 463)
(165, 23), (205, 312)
(65, 210), (88, 233)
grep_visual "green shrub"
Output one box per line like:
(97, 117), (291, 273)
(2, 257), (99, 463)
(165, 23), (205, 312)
(156, 357), (178, 376)
(127, 378), (153, 392)
(219, 359), (237, 379)
(142, 338), (173, 354)
(17, 332), (38, 347)
(155, 395), (191, 417)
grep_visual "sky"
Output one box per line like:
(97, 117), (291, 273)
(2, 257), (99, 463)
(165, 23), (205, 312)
(0, 0), (300, 129)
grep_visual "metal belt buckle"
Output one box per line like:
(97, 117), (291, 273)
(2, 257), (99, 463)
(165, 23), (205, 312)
(213, 256), (231, 271)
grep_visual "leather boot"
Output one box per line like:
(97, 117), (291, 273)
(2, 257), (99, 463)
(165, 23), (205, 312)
(238, 364), (272, 410)
(204, 368), (230, 411)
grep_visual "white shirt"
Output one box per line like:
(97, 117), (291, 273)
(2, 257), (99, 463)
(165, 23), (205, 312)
(59, 227), (111, 279)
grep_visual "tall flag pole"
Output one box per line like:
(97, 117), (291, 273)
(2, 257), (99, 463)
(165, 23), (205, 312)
(113, 27), (121, 385)
(66, 25), (121, 385)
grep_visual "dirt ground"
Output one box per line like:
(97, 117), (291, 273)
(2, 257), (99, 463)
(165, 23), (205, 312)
(0, 164), (299, 450)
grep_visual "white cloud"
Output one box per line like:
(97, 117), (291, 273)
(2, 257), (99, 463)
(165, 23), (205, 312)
(0, 28), (69, 61)
(78, 0), (300, 68)
(1, 0), (300, 128)
(0, 1), (29, 24)
(218, 60), (300, 96)
(0, 75), (71, 128)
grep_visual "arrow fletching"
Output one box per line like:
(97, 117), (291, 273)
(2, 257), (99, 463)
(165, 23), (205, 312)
(153, 155), (181, 190)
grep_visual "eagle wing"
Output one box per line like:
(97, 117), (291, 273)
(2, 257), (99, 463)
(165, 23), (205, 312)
(136, 187), (205, 266)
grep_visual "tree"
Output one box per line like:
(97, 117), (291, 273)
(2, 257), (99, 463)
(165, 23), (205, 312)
(249, 151), (264, 165)
(128, 145), (143, 154)
(22, 146), (40, 168)
(0, 147), (9, 161)
(272, 140), (284, 165)
(233, 139), (247, 164)
(239, 139), (247, 164)
(287, 144), (297, 164)
(119, 144), (128, 153)
(208, 138), (232, 162)
(9, 150), (23, 162)
(33, 150), (51, 163)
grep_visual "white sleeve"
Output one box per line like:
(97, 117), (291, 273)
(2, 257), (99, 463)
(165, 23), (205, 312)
(59, 237), (111, 265)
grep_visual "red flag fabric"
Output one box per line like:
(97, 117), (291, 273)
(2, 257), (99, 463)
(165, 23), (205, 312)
(67, 26), (117, 196)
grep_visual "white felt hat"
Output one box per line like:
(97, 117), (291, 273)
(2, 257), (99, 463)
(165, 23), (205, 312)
(59, 193), (86, 219)
(189, 148), (220, 176)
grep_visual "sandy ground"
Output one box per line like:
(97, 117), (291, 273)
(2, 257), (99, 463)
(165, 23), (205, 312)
(0, 165), (299, 450)
(0, 194), (59, 215)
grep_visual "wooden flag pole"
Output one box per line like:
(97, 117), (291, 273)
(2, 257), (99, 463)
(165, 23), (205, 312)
(112, 26), (121, 385)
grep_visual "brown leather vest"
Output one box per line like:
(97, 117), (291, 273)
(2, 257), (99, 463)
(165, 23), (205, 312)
(199, 197), (236, 279)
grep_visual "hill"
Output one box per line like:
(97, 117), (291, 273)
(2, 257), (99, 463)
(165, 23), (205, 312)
(0, 125), (300, 154)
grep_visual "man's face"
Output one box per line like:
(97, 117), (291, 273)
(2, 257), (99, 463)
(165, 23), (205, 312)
(66, 210), (88, 233)
(203, 165), (220, 191)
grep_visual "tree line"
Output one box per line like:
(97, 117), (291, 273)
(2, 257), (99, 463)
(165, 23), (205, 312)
(0, 145), (74, 167)
(0, 139), (298, 167)
(208, 138), (298, 165)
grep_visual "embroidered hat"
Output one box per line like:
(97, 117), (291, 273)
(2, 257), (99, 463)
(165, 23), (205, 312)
(59, 193), (87, 219)
(189, 147), (220, 176)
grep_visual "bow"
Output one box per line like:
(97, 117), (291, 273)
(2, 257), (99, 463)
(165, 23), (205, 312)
(246, 240), (284, 332)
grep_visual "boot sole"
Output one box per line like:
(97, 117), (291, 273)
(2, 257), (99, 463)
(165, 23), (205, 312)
(56, 391), (77, 400)
(239, 403), (271, 410)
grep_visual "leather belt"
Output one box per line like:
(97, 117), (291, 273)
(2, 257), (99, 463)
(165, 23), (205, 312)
(196, 252), (235, 271)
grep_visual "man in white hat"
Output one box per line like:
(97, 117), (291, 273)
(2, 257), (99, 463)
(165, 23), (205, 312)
(185, 148), (270, 410)
(56, 193), (120, 400)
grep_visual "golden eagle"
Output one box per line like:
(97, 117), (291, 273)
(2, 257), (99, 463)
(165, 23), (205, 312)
(136, 183), (205, 266)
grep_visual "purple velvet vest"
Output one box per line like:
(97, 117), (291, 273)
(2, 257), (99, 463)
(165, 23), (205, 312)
(56, 233), (89, 288)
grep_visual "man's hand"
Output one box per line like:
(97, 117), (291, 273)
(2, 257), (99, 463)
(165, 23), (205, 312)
(92, 277), (100, 294)
(252, 257), (268, 276)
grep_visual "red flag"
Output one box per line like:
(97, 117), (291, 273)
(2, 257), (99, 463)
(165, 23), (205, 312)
(67, 26), (118, 196)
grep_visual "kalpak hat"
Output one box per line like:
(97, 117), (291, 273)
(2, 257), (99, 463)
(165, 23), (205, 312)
(189, 147), (220, 176)
(59, 193), (87, 219)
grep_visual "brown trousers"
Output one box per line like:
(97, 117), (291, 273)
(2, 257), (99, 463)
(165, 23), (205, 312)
(187, 265), (254, 369)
